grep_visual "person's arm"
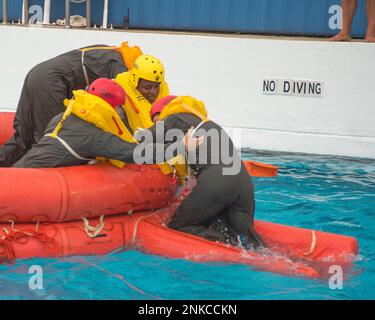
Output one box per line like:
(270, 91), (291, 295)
(81, 127), (199, 165)
(83, 130), (138, 163)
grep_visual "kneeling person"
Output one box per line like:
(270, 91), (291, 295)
(147, 96), (264, 249)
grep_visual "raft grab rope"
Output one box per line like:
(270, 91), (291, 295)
(82, 215), (105, 238)
(0, 221), (61, 265)
(303, 230), (317, 256)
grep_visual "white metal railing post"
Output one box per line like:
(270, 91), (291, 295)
(43, 0), (51, 25)
(86, 0), (91, 28)
(2, 0), (7, 24)
(65, 0), (70, 28)
(22, 0), (29, 24)
(102, 0), (108, 29)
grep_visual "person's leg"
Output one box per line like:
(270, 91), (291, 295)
(365, 0), (375, 42)
(220, 205), (264, 249)
(0, 136), (27, 167)
(208, 212), (240, 246)
(0, 69), (67, 167)
(220, 166), (265, 249)
(169, 166), (238, 242)
(28, 75), (68, 143)
(172, 224), (229, 243)
(330, 0), (358, 41)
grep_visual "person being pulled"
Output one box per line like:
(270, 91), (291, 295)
(0, 42), (144, 167)
(142, 95), (264, 250)
(12, 79), (191, 169)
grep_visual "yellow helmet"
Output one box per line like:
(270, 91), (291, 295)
(131, 54), (165, 87)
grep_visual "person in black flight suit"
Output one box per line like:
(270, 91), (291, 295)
(145, 95), (265, 250)
(0, 43), (136, 167)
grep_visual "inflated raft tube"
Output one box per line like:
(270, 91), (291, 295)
(0, 163), (177, 223)
(137, 203), (359, 278)
(0, 112), (15, 145)
(0, 197), (359, 279)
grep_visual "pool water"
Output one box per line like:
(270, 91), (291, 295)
(0, 150), (374, 300)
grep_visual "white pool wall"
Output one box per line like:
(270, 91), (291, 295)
(0, 26), (374, 158)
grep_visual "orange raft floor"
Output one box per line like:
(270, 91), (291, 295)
(0, 189), (359, 279)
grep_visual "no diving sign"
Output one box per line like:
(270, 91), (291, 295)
(262, 79), (323, 97)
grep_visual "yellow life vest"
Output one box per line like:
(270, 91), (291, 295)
(158, 96), (210, 183)
(49, 90), (136, 168)
(158, 96), (208, 122)
(114, 71), (170, 132)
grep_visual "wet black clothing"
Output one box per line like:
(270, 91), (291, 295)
(0, 45), (127, 167)
(169, 163), (262, 247)
(147, 113), (263, 248)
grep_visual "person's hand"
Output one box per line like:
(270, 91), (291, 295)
(183, 127), (204, 151)
(133, 128), (146, 142)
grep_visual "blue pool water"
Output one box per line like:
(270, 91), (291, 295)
(0, 150), (374, 300)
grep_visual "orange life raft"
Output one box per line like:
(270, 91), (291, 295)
(0, 112), (358, 278)
(0, 112), (15, 145)
(0, 192), (358, 279)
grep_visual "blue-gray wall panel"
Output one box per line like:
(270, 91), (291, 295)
(0, 0), (368, 37)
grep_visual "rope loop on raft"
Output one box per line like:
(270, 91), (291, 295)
(0, 221), (61, 265)
(1, 227), (10, 238)
(303, 230), (317, 256)
(0, 239), (15, 265)
(82, 216), (105, 238)
(9, 220), (19, 233)
(6, 219), (41, 236)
